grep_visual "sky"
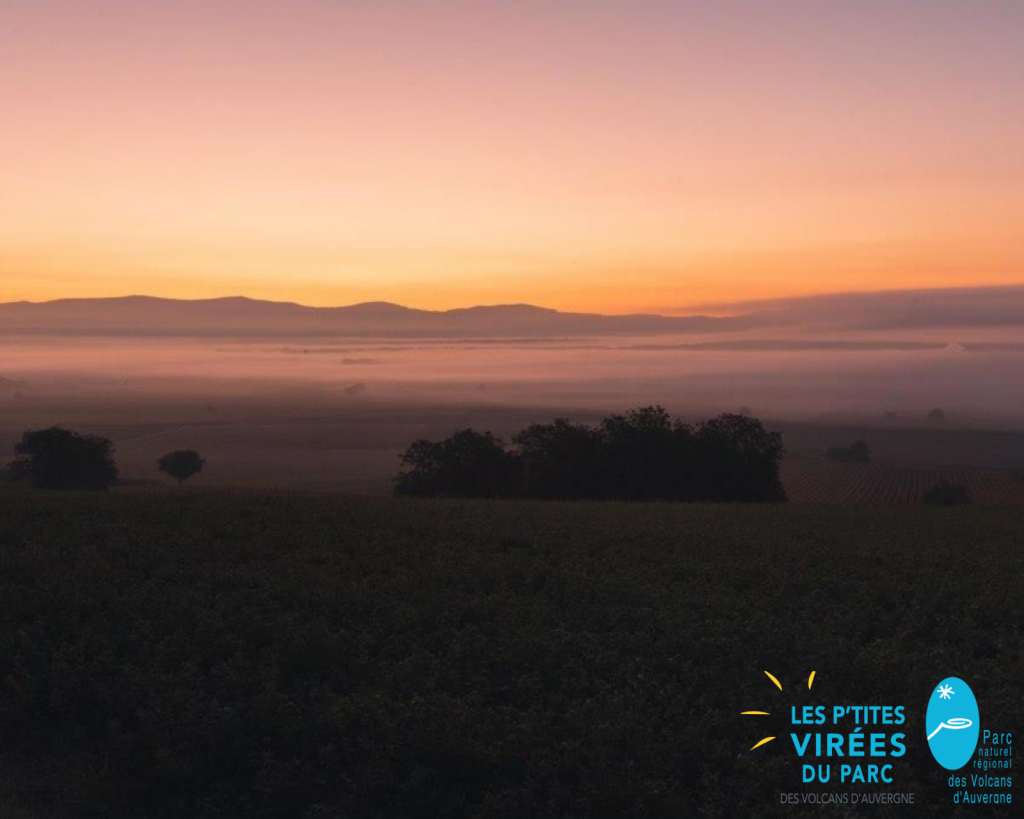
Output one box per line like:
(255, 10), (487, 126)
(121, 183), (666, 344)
(2, 0), (1023, 314)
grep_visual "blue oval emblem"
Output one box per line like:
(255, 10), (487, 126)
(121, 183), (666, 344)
(926, 676), (980, 770)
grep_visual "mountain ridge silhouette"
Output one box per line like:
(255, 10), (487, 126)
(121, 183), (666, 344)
(0, 295), (747, 338)
(4, 284), (1023, 337)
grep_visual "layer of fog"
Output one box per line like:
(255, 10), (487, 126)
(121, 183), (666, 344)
(4, 329), (1024, 490)
(4, 329), (1024, 420)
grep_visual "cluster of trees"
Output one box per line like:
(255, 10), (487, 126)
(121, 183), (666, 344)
(923, 481), (971, 506)
(7, 426), (204, 490)
(395, 407), (787, 502)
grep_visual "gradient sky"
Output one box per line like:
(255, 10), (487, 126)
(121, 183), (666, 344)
(3, 0), (1023, 313)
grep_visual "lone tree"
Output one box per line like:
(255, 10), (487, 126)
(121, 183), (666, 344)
(9, 426), (118, 490)
(826, 440), (872, 463)
(928, 407), (946, 421)
(158, 450), (206, 484)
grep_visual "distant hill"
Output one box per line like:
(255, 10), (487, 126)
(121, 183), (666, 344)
(5, 284), (1023, 338)
(697, 284), (1024, 330)
(0, 296), (755, 338)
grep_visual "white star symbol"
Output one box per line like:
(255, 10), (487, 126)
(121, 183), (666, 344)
(937, 684), (954, 700)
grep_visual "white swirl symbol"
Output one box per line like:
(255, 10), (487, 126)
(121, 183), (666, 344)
(927, 718), (973, 741)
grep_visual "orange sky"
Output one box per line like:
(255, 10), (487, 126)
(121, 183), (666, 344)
(2, 1), (1023, 314)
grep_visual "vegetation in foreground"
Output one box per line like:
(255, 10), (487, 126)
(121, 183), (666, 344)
(0, 493), (1021, 817)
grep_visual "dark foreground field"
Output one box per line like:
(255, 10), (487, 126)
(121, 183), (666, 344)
(0, 494), (1020, 817)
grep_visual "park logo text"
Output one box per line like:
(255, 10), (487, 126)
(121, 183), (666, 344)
(927, 677), (1012, 806)
(745, 670), (909, 805)
(745, 671), (1013, 807)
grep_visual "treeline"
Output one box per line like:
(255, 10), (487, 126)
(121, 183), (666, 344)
(395, 407), (787, 502)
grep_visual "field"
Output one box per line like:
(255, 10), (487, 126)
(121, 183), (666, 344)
(782, 457), (1024, 504)
(0, 492), (1020, 816)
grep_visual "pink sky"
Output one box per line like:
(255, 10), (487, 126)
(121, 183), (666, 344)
(2, 1), (1023, 312)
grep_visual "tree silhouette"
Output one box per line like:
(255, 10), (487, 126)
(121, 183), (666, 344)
(826, 440), (871, 463)
(598, 406), (695, 500)
(514, 418), (603, 499)
(928, 407), (946, 421)
(158, 450), (206, 484)
(8, 426), (118, 490)
(395, 429), (518, 498)
(394, 408), (786, 503)
(691, 413), (786, 502)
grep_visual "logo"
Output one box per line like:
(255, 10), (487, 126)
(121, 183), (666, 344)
(743, 669), (912, 807)
(738, 670), (1008, 807)
(926, 677), (979, 770)
(742, 669), (816, 752)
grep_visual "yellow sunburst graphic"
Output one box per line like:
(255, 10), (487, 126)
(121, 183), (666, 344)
(743, 670), (816, 751)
